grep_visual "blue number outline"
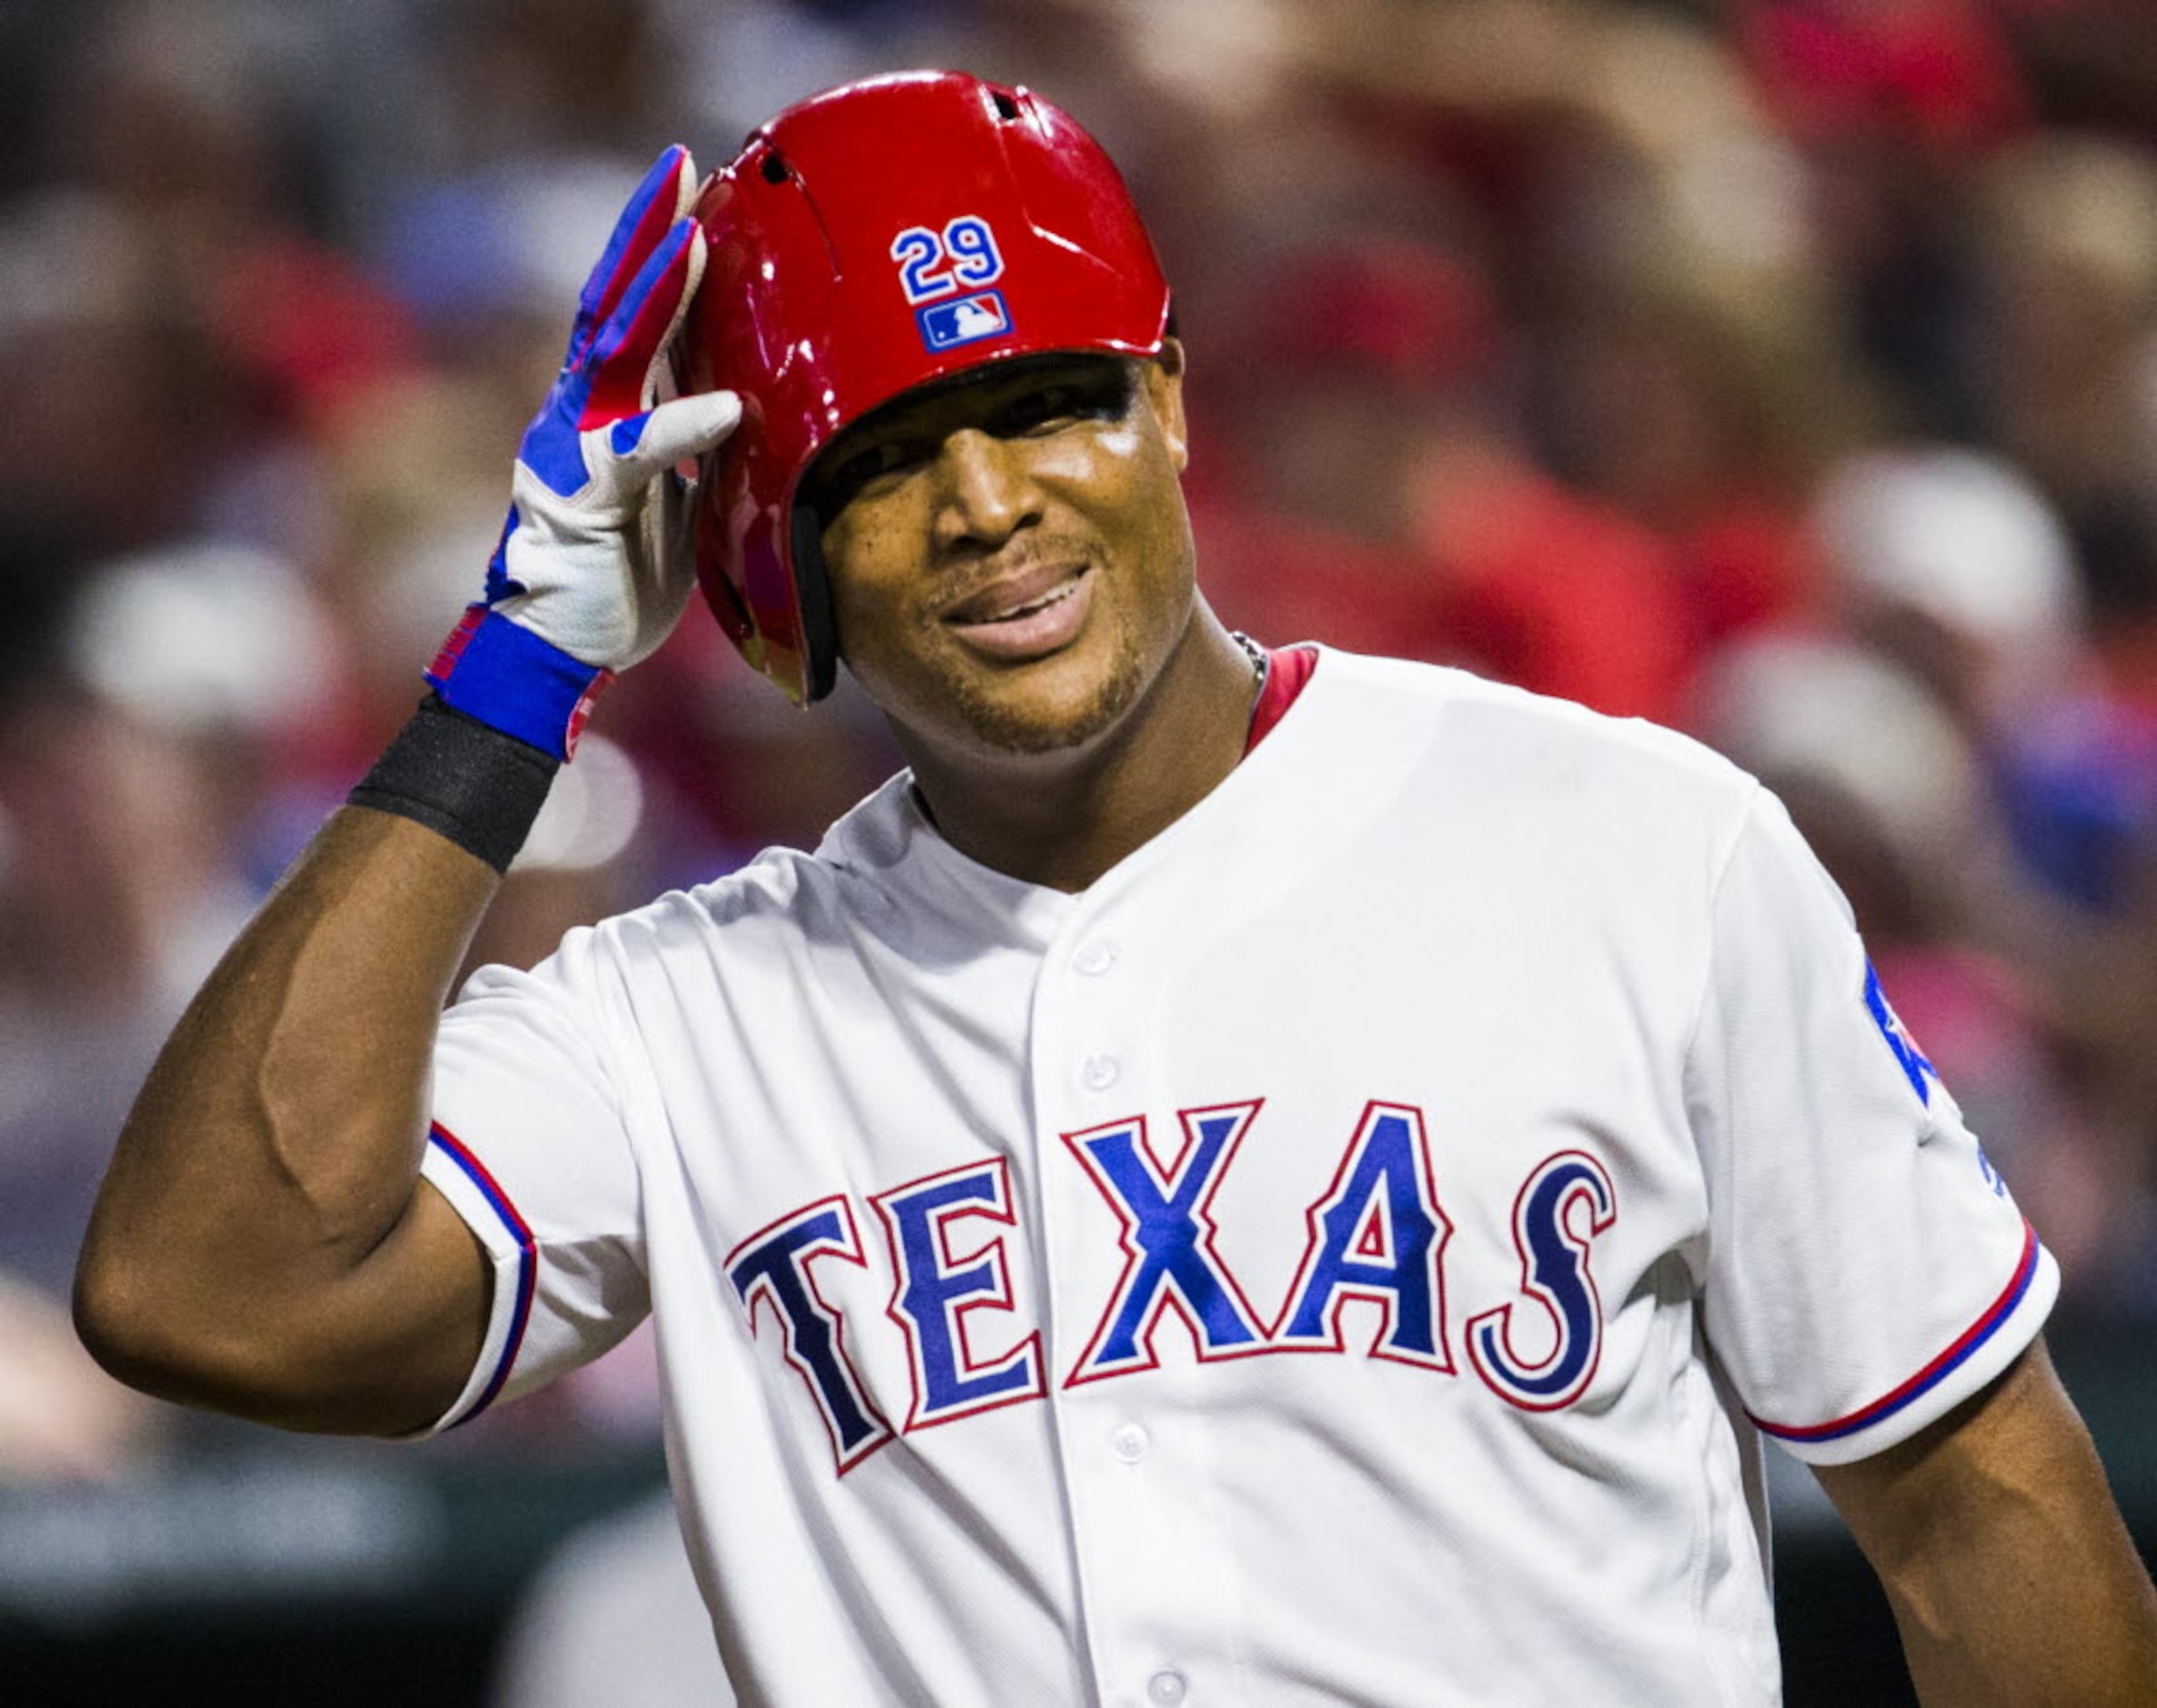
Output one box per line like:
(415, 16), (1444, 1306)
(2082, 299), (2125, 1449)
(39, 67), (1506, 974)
(891, 226), (948, 304)
(943, 216), (1004, 287)
(891, 217), (1007, 305)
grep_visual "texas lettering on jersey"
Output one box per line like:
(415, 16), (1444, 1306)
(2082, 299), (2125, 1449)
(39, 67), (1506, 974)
(724, 1099), (1617, 1475)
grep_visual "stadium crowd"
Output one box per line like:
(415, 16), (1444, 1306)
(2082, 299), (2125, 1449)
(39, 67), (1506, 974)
(4, 0), (2157, 1512)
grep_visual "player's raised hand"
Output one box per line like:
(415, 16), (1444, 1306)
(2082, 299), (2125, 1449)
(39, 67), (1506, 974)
(428, 146), (742, 759)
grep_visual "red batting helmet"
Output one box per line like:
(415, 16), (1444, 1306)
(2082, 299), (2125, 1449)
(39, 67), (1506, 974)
(679, 70), (1173, 704)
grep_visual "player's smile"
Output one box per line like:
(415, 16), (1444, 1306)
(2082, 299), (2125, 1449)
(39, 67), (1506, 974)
(938, 559), (1096, 661)
(810, 347), (1196, 761)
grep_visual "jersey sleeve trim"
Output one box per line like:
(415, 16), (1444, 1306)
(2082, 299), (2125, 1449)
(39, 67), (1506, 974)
(426, 1121), (537, 1428)
(1749, 1220), (2042, 1449)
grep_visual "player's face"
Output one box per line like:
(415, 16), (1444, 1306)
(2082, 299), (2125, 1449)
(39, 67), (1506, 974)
(809, 347), (1194, 760)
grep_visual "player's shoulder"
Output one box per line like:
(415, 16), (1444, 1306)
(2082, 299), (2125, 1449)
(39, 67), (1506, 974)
(449, 783), (925, 1023)
(466, 772), (1006, 1019)
(1307, 646), (1757, 807)
(621, 774), (919, 942)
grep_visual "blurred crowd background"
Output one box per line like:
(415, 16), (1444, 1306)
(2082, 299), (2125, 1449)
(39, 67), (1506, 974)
(5, 0), (2157, 1692)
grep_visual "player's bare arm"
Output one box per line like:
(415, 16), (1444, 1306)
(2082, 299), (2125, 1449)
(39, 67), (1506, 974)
(76, 146), (739, 1438)
(1816, 1337), (2157, 1703)
(76, 810), (502, 1434)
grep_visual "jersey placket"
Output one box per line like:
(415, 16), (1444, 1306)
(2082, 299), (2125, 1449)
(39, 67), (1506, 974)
(1028, 885), (1252, 1707)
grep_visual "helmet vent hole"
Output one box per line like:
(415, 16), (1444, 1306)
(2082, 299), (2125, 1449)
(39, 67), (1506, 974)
(992, 90), (1021, 121)
(760, 152), (790, 184)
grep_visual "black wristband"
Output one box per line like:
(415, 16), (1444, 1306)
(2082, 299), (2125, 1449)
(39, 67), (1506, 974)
(348, 693), (559, 874)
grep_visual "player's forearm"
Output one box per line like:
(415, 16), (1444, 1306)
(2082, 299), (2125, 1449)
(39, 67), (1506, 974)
(1819, 1343), (2157, 1704)
(75, 806), (498, 1417)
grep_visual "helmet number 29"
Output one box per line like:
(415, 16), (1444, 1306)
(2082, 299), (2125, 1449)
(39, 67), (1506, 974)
(892, 217), (1007, 304)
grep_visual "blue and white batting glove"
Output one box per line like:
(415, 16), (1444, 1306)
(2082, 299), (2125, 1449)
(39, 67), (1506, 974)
(428, 146), (741, 759)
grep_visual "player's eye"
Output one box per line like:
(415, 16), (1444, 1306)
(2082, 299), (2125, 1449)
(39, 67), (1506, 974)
(993, 369), (1132, 437)
(998, 386), (1084, 436)
(832, 438), (930, 497)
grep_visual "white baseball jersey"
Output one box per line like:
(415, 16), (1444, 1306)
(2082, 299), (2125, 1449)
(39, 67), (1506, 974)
(418, 648), (2053, 1706)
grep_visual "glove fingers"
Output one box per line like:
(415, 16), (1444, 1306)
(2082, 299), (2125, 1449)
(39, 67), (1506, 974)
(567, 145), (698, 363)
(610, 389), (743, 477)
(580, 216), (706, 425)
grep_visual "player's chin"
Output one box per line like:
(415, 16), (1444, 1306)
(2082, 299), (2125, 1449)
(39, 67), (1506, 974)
(942, 640), (1148, 758)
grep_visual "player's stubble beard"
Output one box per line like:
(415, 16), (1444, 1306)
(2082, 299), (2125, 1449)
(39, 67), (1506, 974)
(865, 531), (1185, 765)
(936, 605), (1153, 758)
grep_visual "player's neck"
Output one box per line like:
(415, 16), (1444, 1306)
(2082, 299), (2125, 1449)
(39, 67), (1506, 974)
(902, 610), (1259, 892)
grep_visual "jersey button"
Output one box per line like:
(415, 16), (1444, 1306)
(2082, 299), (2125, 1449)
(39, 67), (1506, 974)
(1081, 1054), (1121, 1091)
(1111, 1422), (1149, 1463)
(1147, 1670), (1188, 1704)
(1073, 938), (1119, 976)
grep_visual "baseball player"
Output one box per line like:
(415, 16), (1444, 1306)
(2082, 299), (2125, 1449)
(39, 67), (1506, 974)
(77, 71), (2157, 1704)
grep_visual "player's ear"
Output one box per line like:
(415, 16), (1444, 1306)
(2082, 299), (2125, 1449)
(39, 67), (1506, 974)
(1143, 338), (1188, 474)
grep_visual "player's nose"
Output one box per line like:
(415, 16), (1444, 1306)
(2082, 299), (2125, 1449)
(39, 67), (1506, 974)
(931, 427), (1040, 553)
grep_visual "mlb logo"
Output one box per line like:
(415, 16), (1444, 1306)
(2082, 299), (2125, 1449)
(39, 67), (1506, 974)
(916, 289), (1013, 353)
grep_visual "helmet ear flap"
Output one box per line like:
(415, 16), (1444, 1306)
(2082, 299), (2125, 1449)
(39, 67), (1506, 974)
(789, 502), (841, 702)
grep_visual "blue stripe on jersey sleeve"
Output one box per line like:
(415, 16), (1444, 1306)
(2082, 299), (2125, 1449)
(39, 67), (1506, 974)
(1750, 1221), (2041, 1446)
(427, 1123), (538, 1427)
